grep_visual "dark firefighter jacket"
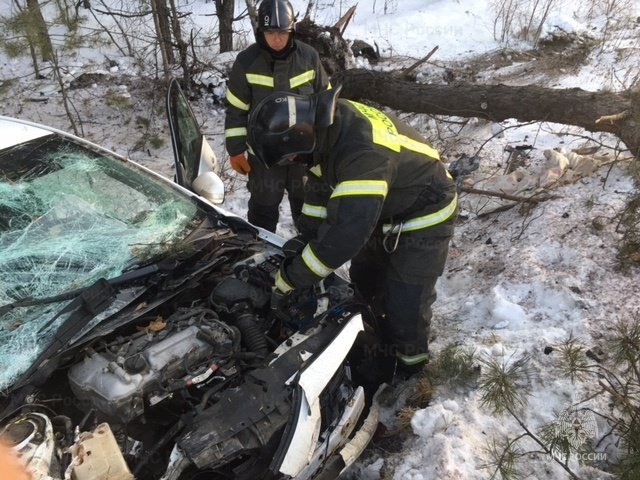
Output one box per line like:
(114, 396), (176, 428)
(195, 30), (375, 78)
(224, 40), (329, 156)
(275, 99), (458, 293)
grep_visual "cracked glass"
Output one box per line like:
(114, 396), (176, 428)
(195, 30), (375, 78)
(0, 129), (205, 389)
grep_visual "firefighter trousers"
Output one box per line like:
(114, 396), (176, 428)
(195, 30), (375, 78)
(247, 156), (305, 232)
(349, 225), (453, 364)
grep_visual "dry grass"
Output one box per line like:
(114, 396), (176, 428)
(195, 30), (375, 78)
(407, 376), (435, 409)
(395, 406), (420, 431)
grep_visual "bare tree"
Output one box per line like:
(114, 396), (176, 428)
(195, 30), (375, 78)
(215, 0), (235, 52)
(245, 0), (258, 33)
(150, 0), (174, 80)
(94, 0), (134, 56)
(26, 0), (53, 62)
(303, 0), (316, 20)
(2, 0), (54, 77)
(168, 0), (191, 86)
(50, 50), (81, 137)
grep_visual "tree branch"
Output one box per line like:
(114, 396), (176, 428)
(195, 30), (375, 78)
(395, 45), (439, 80)
(461, 186), (561, 203)
(595, 110), (630, 125)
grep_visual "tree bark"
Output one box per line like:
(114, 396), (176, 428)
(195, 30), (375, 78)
(150, 0), (174, 80)
(215, 0), (235, 53)
(26, 0), (53, 62)
(332, 69), (640, 158)
(168, 0), (190, 86)
(296, 18), (349, 75)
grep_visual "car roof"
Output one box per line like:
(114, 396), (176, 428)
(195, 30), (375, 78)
(0, 116), (54, 150)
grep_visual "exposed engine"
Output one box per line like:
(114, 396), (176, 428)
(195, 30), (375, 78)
(68, 308), (238, 422)
(65, 254), (281, 424)
(0, 242), (364, 480)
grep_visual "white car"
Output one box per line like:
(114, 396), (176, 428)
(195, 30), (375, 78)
(0, 79), (386, 480)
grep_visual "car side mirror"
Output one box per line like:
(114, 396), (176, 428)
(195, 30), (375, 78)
(192, 171), (225, 204)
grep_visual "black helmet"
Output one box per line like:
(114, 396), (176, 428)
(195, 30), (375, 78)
(257, 0), (295, 32)
(247, 87), (342, 169)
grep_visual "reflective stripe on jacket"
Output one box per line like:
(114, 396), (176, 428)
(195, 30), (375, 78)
(224, 40), (329, 156)
(285, 100), (457, 290)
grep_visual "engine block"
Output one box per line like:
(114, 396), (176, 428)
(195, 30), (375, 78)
(68, 314), (233, 422)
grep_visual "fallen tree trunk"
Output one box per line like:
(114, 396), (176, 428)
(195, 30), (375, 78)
(332, 69), (640, 158)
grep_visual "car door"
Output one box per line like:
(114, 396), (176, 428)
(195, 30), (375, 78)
(166, 78), (224, 204)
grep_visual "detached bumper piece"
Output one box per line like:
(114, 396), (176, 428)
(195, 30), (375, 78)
(302, 382), (388, 480)
(273, 314), (365, 478)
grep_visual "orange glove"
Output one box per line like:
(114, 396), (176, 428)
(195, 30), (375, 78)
(230, 152), (251, 175)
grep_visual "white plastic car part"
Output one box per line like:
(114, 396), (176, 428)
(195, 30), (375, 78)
(295, 386), (366, 480)
(192, 171), (225, 204)
(192, 140), (225, 204)
(338, 383), (389, 472)
(278, 313), (365, 477)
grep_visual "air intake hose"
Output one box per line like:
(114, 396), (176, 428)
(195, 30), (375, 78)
(234, 312), (268, 359)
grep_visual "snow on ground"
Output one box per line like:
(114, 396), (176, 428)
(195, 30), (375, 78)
(1, 0), (640, 478)
(382, 164), (638, 479)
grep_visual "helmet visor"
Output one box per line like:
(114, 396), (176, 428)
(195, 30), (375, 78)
(248, 94), (316, 169)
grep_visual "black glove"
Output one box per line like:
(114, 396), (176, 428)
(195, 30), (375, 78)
(282, 235), (306, 259)
(271, 288), (287, 312)
(271, 262), (318, 329)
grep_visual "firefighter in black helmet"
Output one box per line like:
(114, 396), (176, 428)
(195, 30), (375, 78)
(256, 0), (295, 57)
(224, 0), (330, 233)
(247, 87), (458, 374)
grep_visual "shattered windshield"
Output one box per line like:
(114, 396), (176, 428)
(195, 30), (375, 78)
(0, 132), (205, 390)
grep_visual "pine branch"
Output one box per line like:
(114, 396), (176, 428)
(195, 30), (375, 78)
(478, 352), (533, 415)
(483, 434), (527, 480)
(505, 404), (582, 480)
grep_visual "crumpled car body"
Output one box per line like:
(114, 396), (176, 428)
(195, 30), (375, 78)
(0, 80), (384, 480)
